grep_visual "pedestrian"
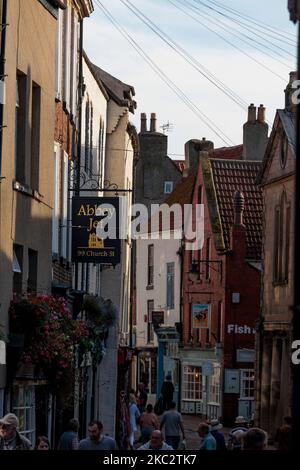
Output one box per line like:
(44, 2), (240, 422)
(274, 416), (292, 450)
(78, 420), (117, 450)
(138, 430), (173, 450)
(128, 393), (140, 449)
(139, 404), (159, 444)
(227, 416), (248, 450)
(209, 419), (227, 450)
(242, 427), (268, 450)
(198, 422), (216, 450)
(160, 375), (174, 411)
(36, 436), (50, 450)
(159, 401), (185, 450)
(0, 413), (32, 450)
(57, 418), (79, 450)
(137, 383), (148, 413)
(116, 390), (131, 450)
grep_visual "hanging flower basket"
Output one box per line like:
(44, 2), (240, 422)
(9, 295), (91, 386)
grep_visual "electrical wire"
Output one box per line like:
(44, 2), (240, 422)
(170, 0), (289, 81)
(94, 0), (234, 146)
(121, 0), (247, 110)
(194, 0), (295, 59)
(208, 0), (296, 41)
(207, 0), (295, 47)
(181, 0), (294, 70)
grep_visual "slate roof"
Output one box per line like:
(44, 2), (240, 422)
(88, 61), (136, 113)
(209, 159), (263, 260)
(258, 109), (296, 184)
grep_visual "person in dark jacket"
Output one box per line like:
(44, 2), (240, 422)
(209, 419), (227, 451)
(0, 413), (31, 450)
(160, 375), (174, 411)
(57, 418), (79, 450)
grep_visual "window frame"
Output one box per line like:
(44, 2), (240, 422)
(182, 365), (202, 401)
(239, 369), (255, 400)
(164, 181), (173, 194)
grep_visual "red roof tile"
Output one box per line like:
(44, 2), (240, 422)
(210, 159), (263, 260)
(209, 145), (243, 160)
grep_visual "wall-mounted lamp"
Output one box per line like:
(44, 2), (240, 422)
(189, 259), (199, 282)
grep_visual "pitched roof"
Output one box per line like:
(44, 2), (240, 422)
(208, 159), (263, 260)
(278, 110), (296, 152)
(88, 61), (137, 113)
(164, 171), (196, 207)
(258, 109), (296, 184)
(209, 144), (243, 160)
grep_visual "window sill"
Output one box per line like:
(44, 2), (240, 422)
(13, 181), (43, 201)
(146, 285), (154, 290)
(273, 280), (288, 287)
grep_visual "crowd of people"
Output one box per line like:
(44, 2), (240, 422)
(0, 377), (292, 451)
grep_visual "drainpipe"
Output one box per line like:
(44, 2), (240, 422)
(0, 0), (7, 175)
(74, 18), (83, 290)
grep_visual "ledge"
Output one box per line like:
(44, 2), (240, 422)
(13, 181), (44, 202)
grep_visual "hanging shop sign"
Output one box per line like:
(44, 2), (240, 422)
(191, 304), (210, 329)
(72, 197), (120, 265)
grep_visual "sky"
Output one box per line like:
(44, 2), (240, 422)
(84, 0), (297, 158)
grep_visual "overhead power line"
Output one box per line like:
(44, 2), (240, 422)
(194, 0), (296, 59)
(208, 0), (296, 41)
(207, 0), (295, 47)
(94, 0), (235, 146)
(170, 0), (289, 81)
(121, 0), (248, 110)
(181, 0), (293, 70)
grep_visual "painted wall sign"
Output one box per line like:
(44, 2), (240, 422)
(227, 324), (255, 335)
(72, 197), (120, 264)
(192, 304), (210, 329)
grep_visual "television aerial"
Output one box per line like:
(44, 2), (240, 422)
(160, 121), (174, 134)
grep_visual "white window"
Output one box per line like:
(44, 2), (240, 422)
(55, 8), (63, 100)
(240, 369), (255, 399)
(52, 145), (60, 254)
(164, 181), (173, 194)
(12, 386), (36, 444)
(61, 151), (68, 259)
(183, 365), (202, 400)
(208, 367), (221, 404)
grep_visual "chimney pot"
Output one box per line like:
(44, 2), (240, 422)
(257, 104), (266, 123)
(247, 104), (256, 122)
(141, 113), (147, 133)
(150, 113), (157, 132)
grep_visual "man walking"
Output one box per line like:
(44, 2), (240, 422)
(160, 375), (174, 411)
(57, 418), (79, 450)
(78, 420), (117, 450)
(0, 413), (32, 450)
(138, 430), (173, 450)
(159, 401), (185, 450)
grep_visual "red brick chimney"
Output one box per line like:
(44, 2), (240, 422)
(231, 190), (247, 259)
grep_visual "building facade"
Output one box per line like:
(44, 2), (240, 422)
(180, 105), (266, 423)
(0, 0), (64, 442)
(255, 74), (295, 437)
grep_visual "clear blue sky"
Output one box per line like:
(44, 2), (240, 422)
(84, 0), (297, 156)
